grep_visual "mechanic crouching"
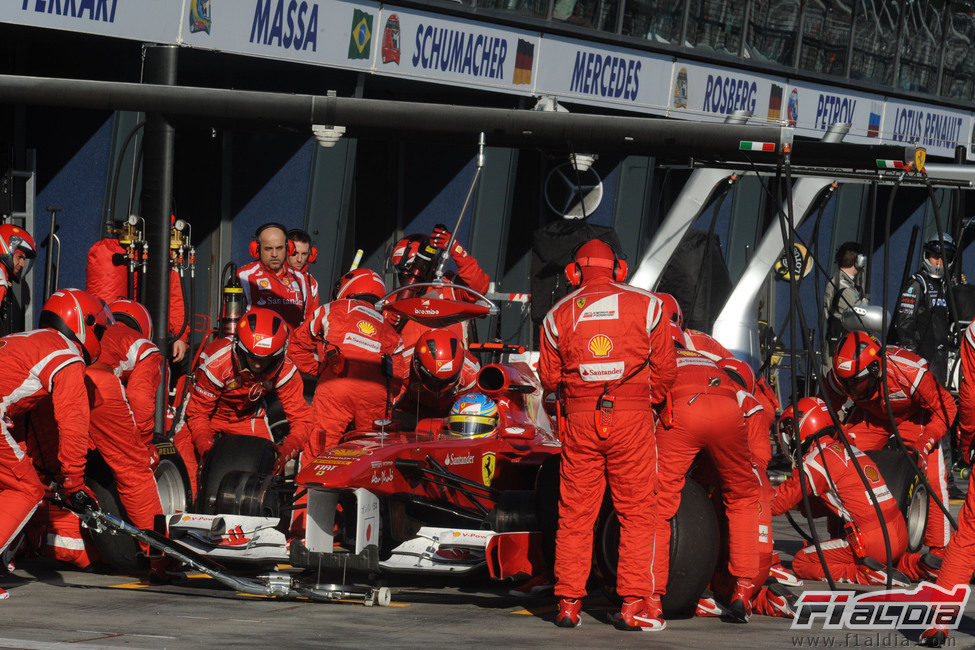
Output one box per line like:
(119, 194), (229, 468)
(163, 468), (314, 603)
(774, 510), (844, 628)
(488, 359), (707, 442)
(772, 397), (909, 586)
(173, 308), (315, 495)
(539, 239), (676, 631)
(825, 331), (956, 572)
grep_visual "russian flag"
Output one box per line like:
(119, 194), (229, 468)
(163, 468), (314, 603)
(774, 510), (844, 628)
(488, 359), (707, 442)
(868, 112), (881, 138)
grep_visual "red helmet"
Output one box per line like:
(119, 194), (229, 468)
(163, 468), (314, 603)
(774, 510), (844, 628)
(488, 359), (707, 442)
(234, 308), (289, 379)
(832, 330), (882, 400)
(655, 292), (683, 329)
(110, 299), (153, 340)
(39, 289), (113, 364)
(717, 356), (756, 393)
(334, 268), (386, 302)
(779, 396), (837, 460)
(390, 235), (425, 273)
(412, 328), (465, 392)
(0, 223), (36, 279)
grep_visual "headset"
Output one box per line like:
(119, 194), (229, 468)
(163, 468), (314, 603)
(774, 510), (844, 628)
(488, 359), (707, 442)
(287, 228), (318, 264)
(249, 222), (295, 259)
(834, 242), (866, 271)
(564, 241), (627, 286)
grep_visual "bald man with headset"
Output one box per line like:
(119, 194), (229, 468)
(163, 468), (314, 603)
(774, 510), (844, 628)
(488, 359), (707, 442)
(237, 223), (317, 329)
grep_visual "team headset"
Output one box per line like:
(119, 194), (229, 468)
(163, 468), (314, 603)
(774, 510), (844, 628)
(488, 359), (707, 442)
(564, 244), (628, 286)
(287, 228), (318, 264)
(834, 247), (867, 271)
(249, 222), (295, 259)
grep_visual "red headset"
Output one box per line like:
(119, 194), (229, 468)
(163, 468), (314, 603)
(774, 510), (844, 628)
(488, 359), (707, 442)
(250, 223), (295, 259)
(564, 243), (627, 286)
(287, 229), (317, 264)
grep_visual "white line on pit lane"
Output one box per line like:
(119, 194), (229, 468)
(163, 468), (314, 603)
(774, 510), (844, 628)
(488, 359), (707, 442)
(0, 638), (151, 650)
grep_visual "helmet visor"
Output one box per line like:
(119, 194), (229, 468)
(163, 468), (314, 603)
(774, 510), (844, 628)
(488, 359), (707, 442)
(840, 368), (879, 400)
(235, 341), (285, 378)
(448, 415), (497, 438)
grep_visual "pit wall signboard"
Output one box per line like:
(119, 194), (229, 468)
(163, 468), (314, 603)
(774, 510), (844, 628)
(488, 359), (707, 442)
(3, 0), (183, 44)
(178, 0), (378, 72)
(3, 0), (975, 159)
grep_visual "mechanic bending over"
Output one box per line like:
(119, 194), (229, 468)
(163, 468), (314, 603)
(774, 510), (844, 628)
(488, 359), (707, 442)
(540, 238), (677, 631)
(824, 330), (956, 575)
(0, 289), (109, 597)
(290, 268), (408, 453)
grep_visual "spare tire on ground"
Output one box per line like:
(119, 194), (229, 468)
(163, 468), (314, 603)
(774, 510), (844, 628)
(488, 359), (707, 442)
(196, 435), (277, 514)
(865, 448), (928, 553)
(593, 477), (719, 617)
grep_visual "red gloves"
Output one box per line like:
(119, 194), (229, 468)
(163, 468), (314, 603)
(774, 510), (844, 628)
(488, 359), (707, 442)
(430, 225), (469, 261)
(61, 474), (99, 513)
(274, 435), (303, 475)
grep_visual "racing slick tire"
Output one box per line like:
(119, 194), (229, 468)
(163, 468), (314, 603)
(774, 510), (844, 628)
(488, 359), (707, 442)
(84, 451), (146, 575)
(154, 441), (193, 515)
(865, 449), (928, 553)
(196, 435), (277, 514)
(593, 477), (719, 617)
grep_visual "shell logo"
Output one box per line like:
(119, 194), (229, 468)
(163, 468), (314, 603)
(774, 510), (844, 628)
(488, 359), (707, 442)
(258, 279), (270, 289)
(357, 320), (377, 336)
(588, 334), (613, 357)
(864, 465), (879, 482)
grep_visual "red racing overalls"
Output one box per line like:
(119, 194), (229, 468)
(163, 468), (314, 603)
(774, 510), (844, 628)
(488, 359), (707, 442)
(539, 277), (676, 600)
(238, 260), (317, 330)
(772, 437), (907, 583)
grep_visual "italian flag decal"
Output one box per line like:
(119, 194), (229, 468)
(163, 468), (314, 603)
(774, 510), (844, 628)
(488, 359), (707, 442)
(876, 159), (906, 169)
(739, 141), (776, 152)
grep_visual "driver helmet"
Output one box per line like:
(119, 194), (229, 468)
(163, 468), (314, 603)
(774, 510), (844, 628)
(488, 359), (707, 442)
(334, 268), (386, 303)
(413, 327), (465, 393)
(447, 392), (499, 438)
(390, 234), (425, 275)
(778, 396), (837, 462)
(832, 330), (882, 400)
(39, 289), (113, 365)
(110, 299), (154, 340)
(234, 308), (289, 380)
(921, 233), (955, 279)
(0, 223), (36, 279)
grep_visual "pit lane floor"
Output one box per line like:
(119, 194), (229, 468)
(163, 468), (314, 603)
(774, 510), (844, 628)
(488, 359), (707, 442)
(2, 489), (973, 650)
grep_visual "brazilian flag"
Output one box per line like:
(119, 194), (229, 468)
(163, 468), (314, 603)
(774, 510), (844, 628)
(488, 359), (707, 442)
(348, 9), (373, 59)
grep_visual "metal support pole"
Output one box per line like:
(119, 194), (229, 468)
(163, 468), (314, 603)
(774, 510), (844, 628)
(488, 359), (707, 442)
(140, 44), (177, 438)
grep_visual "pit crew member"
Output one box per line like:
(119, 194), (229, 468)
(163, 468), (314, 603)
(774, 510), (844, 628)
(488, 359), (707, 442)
(173, 308), (314, 494)
(0, 224), (35, 335)
(653, 347), (759, 623)
(286, 228), (319, 310)
(826, 331), (956, 559)
(289, 269), (407, 453)
(0, 289), (107, 576)
(772, 397), (908, 586)
(237, 223), (316, 329)
(394, 327), (479, 425)
(539, 238), (677, 631)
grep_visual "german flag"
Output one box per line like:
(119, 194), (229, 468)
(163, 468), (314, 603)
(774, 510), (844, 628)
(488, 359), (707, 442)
(767, 84), (782, 122)
(513, 39), (534, 85)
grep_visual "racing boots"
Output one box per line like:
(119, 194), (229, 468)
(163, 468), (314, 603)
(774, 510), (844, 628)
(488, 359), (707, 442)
(919, 626), (948, 648)
(611, 595), (666, 631)
(555, 598), (582, 628)
(856, 557), (910, 588)
(768, 553), (803, 587)
(751, 583), (797, 618)
(695, 589), (725, 617)
(726, 578), (754, 623)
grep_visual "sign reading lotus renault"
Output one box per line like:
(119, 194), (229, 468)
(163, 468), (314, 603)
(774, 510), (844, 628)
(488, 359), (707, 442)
(2, 0), (181, 44)
(533, 35), (671, 113)
(374, 5), (538, 95)
(179, 0), (377, 71)
(882, 99), (970, 158)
